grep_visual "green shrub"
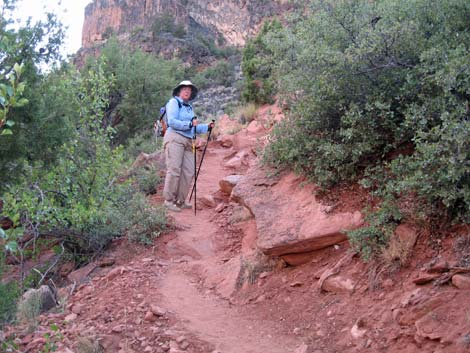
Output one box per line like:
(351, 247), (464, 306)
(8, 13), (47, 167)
(1, 61), (134, 264)
(347, 200), (402, 261)
(127, 194), (167, 245)
(152, 13), (186, 38)
(193, 60), (236, 88)
(125, 132), (160, 160)
(16, 290), (42, 326)
(0, 281), (20, 326)
(263, 0), (470, 222)
(194, 35), (238, 59)
(87, 37), (184, 145)
(241, 20), (282, 104)
(134, 165), (162, 195)
(233, 103), (258, 124)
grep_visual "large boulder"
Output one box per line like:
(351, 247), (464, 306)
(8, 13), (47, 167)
(17, 285), (57, 319)
(231, 165), (363, 256)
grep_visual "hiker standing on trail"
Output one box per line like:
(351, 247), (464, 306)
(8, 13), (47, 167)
(162, 80), (214, 212)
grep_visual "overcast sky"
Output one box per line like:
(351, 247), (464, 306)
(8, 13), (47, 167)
(13, 0), (92, 56)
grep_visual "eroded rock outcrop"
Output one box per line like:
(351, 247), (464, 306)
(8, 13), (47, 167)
(231, 165), (363, 256)
(82, 0), (291, 49)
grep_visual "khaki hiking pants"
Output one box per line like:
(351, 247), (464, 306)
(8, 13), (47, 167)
(163, 131), (194, 203)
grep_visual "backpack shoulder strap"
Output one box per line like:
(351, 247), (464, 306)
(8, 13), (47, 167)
(170, 97), (183, 109)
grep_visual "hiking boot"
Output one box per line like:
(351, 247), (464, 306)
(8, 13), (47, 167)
(176, 200), (192, 209)
(164, 200), (181, 212)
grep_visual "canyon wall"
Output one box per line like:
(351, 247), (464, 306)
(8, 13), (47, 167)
(81, 0), (288, 49)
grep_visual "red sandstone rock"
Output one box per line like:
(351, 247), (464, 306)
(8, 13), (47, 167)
(231, 165), (363, 256)
(219, 175), (242, 195)
(452, 274), (470, 289)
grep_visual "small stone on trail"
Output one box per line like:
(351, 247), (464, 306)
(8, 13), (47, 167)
(71, 303), (85, 315)
(290, 281), (303, 287)
(112, 325), (125, 333)
(65, 313), (77, 322)
(350, 320), (367, 339)
(259, 272), (269, 279)
(452, 274), (470, 289)
(144, 311), (156, 322)
(150, 305), (167, 316)
(294, 343), (308, 353)
(215, 203), (226, 213)
(105, 266), (127, 281)
(254, 295), (266, 303)
(412, 273), (440, 285)
(99, 258), (116, 267)
(176, 336), (186, 344)
(201, 195), (217, 208)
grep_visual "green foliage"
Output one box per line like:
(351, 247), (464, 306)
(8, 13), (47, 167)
(16, 289), (42, 326)
(125, 132), (160, 160)
(193, 60), (236, 88)
(0, 63), (28, 135)
(41, 324), (64, 353)
(1, 61), (133, 263)
(263, 0), (470, 222)
(184, 35), (238, 62)
(241, 20), (282, 104)
(347, 200), (402, 261)
(233, 103), (258, 124)
(134, 165), (162, 195)
(88, 37), (184, 145)
(151, 12), (186, 38)
(0, 271), (20, 326)
(0, 2), (64, 72)
(0, 2), (67, 189)
(126, 193), (167, 245)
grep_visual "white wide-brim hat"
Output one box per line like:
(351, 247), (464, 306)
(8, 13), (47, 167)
(172, 80), (198, 101)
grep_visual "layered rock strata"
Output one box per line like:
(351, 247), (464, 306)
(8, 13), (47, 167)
(82, 0), (289, 49)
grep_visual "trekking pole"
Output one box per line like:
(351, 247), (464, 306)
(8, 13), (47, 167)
(189, 119), (215, 202)
(192, 117), (197, 215)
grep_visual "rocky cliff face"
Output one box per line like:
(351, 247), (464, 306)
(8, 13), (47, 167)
(81, 0), (289, 49)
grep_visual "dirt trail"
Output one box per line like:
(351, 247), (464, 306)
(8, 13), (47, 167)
(160, 270), (296, 353)
(157, 141), (300, 353)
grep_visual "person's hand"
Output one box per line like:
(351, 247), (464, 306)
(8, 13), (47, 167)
(208, 120), (215, 131)
(191, 117), (199, 127)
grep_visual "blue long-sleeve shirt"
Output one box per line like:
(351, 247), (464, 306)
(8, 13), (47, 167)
(166, 96), (208, 139)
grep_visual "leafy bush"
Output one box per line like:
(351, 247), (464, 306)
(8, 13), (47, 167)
(0, 281), (19, 326)
(1, 62), (134, 265)
(347, 200), (402, 261)
(152, 13), (186, 38)
(126, 194), (167, 245)
(87, 38), (184, 145)
(263, 0), (470, 222)
(194, 35), (238, 59)
(193, 60), (236, 88)
(125, 132), (160, 160)
(241, 20), (282, 104)
(233, 103), (258, 124)
(134, 165), (162, 195)
(0, 4), (68, 189)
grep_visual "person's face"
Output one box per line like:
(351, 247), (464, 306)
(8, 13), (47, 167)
(179, 86), (192, 101)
